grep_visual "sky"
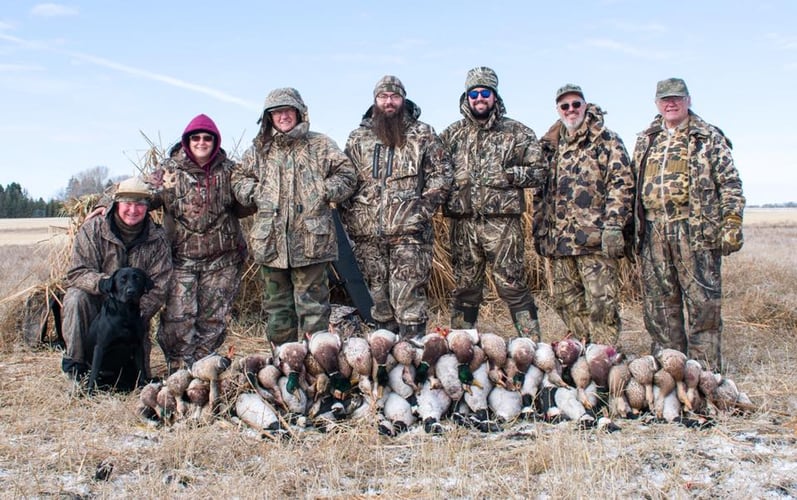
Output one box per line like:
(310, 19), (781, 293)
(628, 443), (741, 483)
(1, 1), (795, 206)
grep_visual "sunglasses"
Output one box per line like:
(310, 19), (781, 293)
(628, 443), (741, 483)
(559, 101), (583, 112)
(467, 89), (493, 99)
(190, 134), (214, 143)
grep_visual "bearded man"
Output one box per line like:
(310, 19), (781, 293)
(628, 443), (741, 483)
(533, 84), (634, 345)
(339, 75), (452, 341)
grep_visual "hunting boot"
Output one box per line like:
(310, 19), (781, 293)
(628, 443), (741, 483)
(450, 305), (479, 329)
(373, 319), (400, 334)
(511, 309), (541, 342)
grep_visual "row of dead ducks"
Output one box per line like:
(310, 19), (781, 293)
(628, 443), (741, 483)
(137, 329), (755, 436)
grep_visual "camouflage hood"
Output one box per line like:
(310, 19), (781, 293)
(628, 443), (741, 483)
(179, 114), (222, 167)
(541, 103), (607, 150)
(254, 87), (310, 148)
(360, 98), (422, 125)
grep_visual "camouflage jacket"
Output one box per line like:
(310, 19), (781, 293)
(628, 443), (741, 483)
(152, 147), (248, 270)
(65, 210), (172, 320)
(232, 123), (357, 268)
(440, 95), (545, 217)
(341, 100), (452, 242)
(533, 104), (634, 257)
(631, 111), (745, 252)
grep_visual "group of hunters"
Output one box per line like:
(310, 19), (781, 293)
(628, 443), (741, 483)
(59, 67), (745, 387)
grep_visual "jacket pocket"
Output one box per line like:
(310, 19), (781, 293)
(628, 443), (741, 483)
(249, 213), (278, 263)
(303, 215), (334, 259)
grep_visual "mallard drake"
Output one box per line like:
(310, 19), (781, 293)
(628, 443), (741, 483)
(479, 332), (509, 387)
(414, 330), (448, 385)
(307, 330), (348, 397)
(273, 341), (308, 395)
(368, 329), (399, 388)
(436, 353), (465, 402)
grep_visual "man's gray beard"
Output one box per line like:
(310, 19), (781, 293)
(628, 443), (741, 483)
(372, 105), (406, 148)
(563, 115), (585, 132)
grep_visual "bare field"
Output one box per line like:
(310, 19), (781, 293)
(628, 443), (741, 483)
(0, 218), (796, 497)
(0, 217), (70, 246)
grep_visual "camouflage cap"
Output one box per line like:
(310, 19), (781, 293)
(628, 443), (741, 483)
(115, 176), (151, 204)
(263, 87), (308, 115)
(373, 75), (406, 98)
(465, 66), (499, 91)
(555, 83), (584, 102)
(655, 78), (689, 99)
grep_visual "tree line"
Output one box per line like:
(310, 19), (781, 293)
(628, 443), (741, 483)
(1, 166), (122, 218)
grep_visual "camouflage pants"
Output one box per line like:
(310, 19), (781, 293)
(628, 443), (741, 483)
(261, 262), (330, 345)
(351, 237), (431, 327)
(157, 263), (242, 367)
(449, 216), (538, 324)
(641, 219), (723, 369)
(551, 254), (620, 345)
(61, 287), (154, 376)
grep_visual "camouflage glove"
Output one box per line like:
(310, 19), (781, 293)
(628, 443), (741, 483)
(720, 215), (743, 256)
(601, 226), (625, 258)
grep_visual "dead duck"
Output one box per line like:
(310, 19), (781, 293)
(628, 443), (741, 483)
(656, 349), (689, 409)
(436, 352), (465, 402)
(488, 384), (522, 423)
(520, 364), (545, 418)
(342, 336), (372, 385)
(380, 391), (416, 436)
(417, 379), (452, 434)
(273, 341), (308, 396)
(628, 355), (658, 410)
(552, 335), (584, 369)
(391, 340), (420, 394)
(446, 329), (480, 387)
(652, 368), (676, 420)
(415, 330), (449, 385)
(191, 351), (233, 414)
(368, 329), (399, 388)
(235, 392), (280, 433)
(683, 359), (703, 412)
(625, 376), (648, 416)
(570, 356), (593, 409)
(307, 330), (349, 398)
(585, 343), (622, 388)
(463, 360), (494, 431)
(533, 342), (568, 388)
(479, 332), (509, 387)
(256, 364), (286, 410)
(607, 363), (632, 419)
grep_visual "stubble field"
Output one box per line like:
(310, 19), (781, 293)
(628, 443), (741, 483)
(0, 209), (796, 498)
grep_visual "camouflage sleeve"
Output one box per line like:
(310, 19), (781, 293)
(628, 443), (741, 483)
(603, 132), (635, 228)
(421, 128), (453, 207)
(65, 218), (108, 295)
(322, 136), (358, 204)
(507, 123), (547, 188)
(710, 130), (745, 220)
(138, 231), (173, 320)
(231, 147), (259, 207)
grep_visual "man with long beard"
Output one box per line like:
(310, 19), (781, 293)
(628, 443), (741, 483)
(340, 75), (452, 341)
(533, 84), (634, 345)
(441, 66), (547, 339)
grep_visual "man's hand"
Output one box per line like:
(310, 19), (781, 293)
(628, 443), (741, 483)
(720, 215), (743, 256)
(601, 226), (625, 258)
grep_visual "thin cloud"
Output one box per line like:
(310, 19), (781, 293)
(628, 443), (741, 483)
(607, 19), (668, 34)
(0, 63), (45, 72)
(766, 32), (797, 50)
(583, 38), (674, 60)
(30, 3), (78, 17)
(0, 32), (259, 110)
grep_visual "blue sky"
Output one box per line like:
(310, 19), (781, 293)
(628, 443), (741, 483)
(1, 1), (795, 205)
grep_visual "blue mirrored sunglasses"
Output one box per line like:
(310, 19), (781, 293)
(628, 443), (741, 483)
(467, 89), (492, 99)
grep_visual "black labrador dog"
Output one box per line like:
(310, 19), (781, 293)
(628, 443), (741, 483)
(84, 267), (153, 394)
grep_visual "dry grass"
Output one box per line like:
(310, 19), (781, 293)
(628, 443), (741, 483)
(0, 214), (796, 497)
